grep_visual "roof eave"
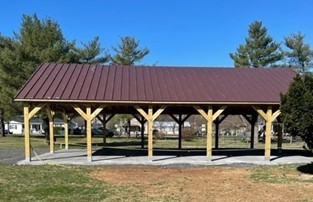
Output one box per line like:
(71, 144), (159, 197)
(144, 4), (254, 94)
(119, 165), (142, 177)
(14, 98), (281, 106)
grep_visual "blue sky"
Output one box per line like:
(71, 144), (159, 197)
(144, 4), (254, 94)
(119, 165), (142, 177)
(1, 0), (312, 67)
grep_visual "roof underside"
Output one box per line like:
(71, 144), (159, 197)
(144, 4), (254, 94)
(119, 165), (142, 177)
(15, 63), (296, 104)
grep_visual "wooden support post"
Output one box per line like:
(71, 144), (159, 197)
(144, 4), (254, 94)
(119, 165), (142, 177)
(265, 107), (272, 159)
(132, 113), (147, 148)
(24, 104), (31, 162)
(23, 104), (44, 161)
(170, 114), (191, 149)
(135, 106), (166, 157)
(141, 116), (145, 149)
(215, 117), (219, 149)
(147, 107), (153, 156)
(86, 107), (92, 162)
(74, 105), (104, 162)
(277, 123), (283, 153)
(62, 113), (69, 150)
(253, 106), (281, 160)
(194, 106), (226, 159)
(46, 107), (55, 153)
(243, 114), (258, 149)
(97, 113), (115, 144)
(178, 114), (182, 149)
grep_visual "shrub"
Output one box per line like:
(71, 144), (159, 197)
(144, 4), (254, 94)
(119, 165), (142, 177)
(153, 130), (166, 140)
(182, 128), (196, 141)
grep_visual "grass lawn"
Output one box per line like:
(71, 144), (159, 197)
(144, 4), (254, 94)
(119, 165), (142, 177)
(0, 136), (312, 201)
(0, 135), (305, 151)
(1, 164), (313, 201)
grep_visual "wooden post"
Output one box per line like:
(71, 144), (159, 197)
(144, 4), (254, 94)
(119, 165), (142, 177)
(194, 106), (226, 159)
(170, 114), (191, 150)
(147, 107), (153, 156)
(135, 106), (166, 157)
(253, 106), (281, 160)
(178, 114), (182, 149)
(24, 104), (31, 162)
(46, 107), (55, 153)
(207, 107), (213, 158)
(265, 107), (272, 159)
(23, 104), (44, 161)
(97, 113), (115, 144)
(243, 114), (258, 149)
(62, 113), (69, 150)
(250, 115), (258, 149)
(74, 105), (105, 162)
(277, 123), (283, 153)
(86, 107), (92, 162)
(141, 116), (145, 149)
(214, 117), (219, 149)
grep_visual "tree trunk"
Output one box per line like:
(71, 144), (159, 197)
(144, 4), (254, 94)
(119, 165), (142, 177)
(0, 109), (5, 137)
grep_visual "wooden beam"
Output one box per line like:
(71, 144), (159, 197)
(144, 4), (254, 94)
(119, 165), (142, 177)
(253, 106), (268, 121)
(28, 104), (44, 119)
(194, 106), (209, 121)
(62, 112), (69, 150)
(271, 110), (281, 122)
(169, 114), (179, 123)
(73, 106), (88, 120)
(147, 106), (153, 157)
(182, 114), (191, 123)
(212, 106), (227, 121)
(265, 106), (272, 160)
(152, 106), (166, 121)
(132, 113), (142, 123)
(206, 106), (213, 158)
(24, 104), (31, 162)
(90, 106), (105, 120)
(46, 108), (55, 153)
(135, 106), (150, 121)
(86, 107), (92, 162)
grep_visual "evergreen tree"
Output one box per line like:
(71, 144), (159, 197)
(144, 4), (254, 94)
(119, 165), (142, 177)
(280, 75), (313, 150)
(284, 32), (313, 74)
(76, 36), (109, 64)
(110, 36), (149, 65)
(230, 21), (283, 67)
(109, 36), (150, 136)
(0, 14), (106, 136)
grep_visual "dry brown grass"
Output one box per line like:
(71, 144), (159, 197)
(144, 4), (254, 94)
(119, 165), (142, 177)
(91, 166), (313, 202)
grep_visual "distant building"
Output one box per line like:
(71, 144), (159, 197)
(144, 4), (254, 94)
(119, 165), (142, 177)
(5, 117), (76, 135)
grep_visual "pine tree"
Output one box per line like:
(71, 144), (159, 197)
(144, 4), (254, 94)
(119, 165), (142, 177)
(76, 36), (109, 64)
(230, 21), (283, 67)
(110, 36), (149, 65)
(0, 14), (106, 136)
(109, 36), (150, 136)
(284, 32), (313, 74)
(280, 75), (313, 150)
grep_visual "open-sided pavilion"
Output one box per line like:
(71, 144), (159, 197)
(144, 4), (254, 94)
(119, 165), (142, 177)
(15, 63), (296, 162)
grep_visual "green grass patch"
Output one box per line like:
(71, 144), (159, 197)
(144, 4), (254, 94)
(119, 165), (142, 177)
(0, 164), (182, 202)
(250, 164), (313, 184)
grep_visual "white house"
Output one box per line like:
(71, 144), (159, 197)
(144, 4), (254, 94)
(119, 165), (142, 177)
(5, 117), (73, 135)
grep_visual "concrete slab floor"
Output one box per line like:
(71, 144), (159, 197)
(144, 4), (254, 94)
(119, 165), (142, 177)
(17, 148), (313, 166)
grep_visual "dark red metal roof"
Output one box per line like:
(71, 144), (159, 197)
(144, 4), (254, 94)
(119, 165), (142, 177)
(15, 63), (297, 104)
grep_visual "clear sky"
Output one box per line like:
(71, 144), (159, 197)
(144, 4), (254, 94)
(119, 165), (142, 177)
(1, 0), (312, 67)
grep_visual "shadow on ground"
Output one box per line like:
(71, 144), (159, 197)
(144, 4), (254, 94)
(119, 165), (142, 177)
(297, 163), (313, 174)
(92, 147), (313, 158)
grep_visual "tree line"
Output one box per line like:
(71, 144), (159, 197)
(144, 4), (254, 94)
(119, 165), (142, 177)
(1, 15), (312, 149)
(230, 21), (313, 74)
(0, 14), (149, 136)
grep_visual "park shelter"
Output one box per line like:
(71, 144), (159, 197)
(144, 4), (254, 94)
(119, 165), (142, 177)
(15, 63), (296, 162)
